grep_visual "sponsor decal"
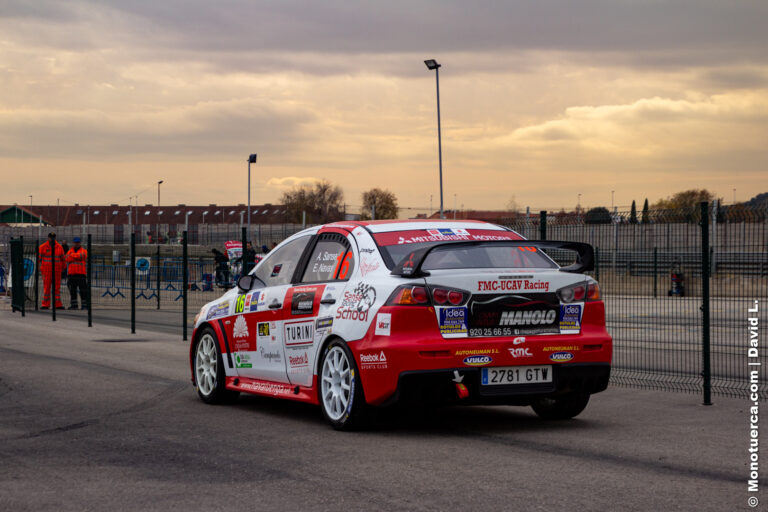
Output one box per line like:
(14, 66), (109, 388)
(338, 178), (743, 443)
(337, 282), (377, 321)
(549, 351), (574, 362)
(383, 230), (521, 246)
(499, 309), (557, 326)
(291, 289), (316, 315)
(542, 345), (581, 352)
(257, 321), (275, 340)
(359, 258), (380, 276)
(508, 347), (533, 358)
(374, 313), (391, 336)
(206, 301), (230, 320)
(256, 292), (267, 309)
(513, 336), (526, 345)
(270, 264), (282, 277)
(477, 279), (550, 292)
(359, 247), (376, 254)
(235, 353), (252, 368)
(439, 307), (468, 335)
(259, 346), (281, 363)
(233, 315), (249, 339)
(288, 352), (309, 369)
(559, 303), (583, 332)
(341, 282), (376, 312)
(360, 351), (387, 370)
(454, 348), (499, 356)
(284, 320), (314, 346)
(239, 381), (292, 396)
(463, 355), (492, 366)
(316, 317), (334, 330)
(248, 291), (260, 312)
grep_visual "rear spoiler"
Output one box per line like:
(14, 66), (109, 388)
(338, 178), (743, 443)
(391, 240), (594, 277)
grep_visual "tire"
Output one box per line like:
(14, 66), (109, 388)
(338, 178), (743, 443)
(194, 327), (239, 404)
(319, 339), (367, 430)
(531, 392), (590, 420)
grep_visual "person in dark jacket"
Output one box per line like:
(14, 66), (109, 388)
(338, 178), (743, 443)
(241, 242), (257, 275)
(212, 248), (229, 285)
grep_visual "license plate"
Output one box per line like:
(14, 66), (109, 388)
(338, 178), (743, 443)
(481, 365), (553, 385)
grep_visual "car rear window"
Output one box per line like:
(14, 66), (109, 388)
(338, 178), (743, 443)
(372, 229), (549, 269)
(422, 244), (556, 270)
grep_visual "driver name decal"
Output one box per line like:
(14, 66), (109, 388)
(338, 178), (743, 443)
(284, 320), (314, 346)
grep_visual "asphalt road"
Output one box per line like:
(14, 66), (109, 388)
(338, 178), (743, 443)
(0, 310), (755, 511)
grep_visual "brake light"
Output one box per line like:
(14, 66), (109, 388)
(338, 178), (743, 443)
(430, 286), (469, 306)
(387, 285), (430, 305)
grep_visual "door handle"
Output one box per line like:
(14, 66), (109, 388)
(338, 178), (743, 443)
(320, 298), (336, 305)
(268, 302), (282, 309)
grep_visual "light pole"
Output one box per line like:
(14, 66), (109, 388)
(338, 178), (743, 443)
(185, 211), (192, 233)
(29, 195), (32, 207)
(247, 154), (257, 242)
(611, 190), (615, 209)
(157, 180), (163, 243)
(424, 59), (444, 219)
(577, 193), (582, 211)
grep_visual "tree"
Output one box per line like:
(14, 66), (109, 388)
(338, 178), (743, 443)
(652, 189), (719, 210)
(585, 207), (612, 224)
(629, 200), (637, 224)
(281, 180), (344, 224)
(361, 188), (398, 220)
(641, 198), (649, 224)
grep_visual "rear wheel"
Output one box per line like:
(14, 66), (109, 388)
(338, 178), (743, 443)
(319, 340), (366, 430)
(194, 327), (238, 404)
(531, 392), (590, 420)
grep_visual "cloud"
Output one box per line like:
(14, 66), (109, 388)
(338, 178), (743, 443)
(265, 176), (322, 190)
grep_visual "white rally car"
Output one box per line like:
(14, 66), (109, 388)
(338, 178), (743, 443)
(189, 220), (612, 430)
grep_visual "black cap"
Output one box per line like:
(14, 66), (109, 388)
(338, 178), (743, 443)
(48, 232), (56, 239)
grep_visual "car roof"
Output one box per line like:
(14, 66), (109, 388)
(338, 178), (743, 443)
(324, 219), (507, 233)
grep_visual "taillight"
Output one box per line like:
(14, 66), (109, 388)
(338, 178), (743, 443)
(430, 286), (469, 306)
(558, 281), (599, 303)
(387, 285), (430, 305)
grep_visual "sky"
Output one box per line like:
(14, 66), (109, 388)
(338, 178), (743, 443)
(1, 0), (767, 214)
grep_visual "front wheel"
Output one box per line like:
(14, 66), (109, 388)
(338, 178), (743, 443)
(194, 327), (239, 404)
(319, 340), (367, 430)
(531, 392), (590, 420)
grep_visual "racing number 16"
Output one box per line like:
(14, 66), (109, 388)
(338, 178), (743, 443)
(334, 252), (353, 280)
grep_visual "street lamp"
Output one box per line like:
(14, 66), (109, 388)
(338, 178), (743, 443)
(577, 193), (582, 211)
(611, 190), (615, 209)
(424, 59), (444, 219)
(247, 154), (257, 242)
(185, 211), (192, 233)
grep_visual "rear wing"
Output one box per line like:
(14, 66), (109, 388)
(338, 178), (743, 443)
(391, 240), (594, 277)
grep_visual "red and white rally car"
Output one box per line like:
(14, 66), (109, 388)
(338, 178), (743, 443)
(190, 220), (612, 429)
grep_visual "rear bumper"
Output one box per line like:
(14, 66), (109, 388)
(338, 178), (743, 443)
(380, 363), (610, 407)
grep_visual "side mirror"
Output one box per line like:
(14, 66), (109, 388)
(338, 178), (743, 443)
(236, 274), (256, 293)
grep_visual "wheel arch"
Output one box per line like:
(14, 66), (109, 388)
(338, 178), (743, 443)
(189, 320), (228, 385)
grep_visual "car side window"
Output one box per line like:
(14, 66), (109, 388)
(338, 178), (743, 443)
(254, 235), (311, 287)
(301, 234), (355, 283)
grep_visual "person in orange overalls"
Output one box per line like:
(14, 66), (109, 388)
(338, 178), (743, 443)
(39, 232), (66, 309)
(66, 236), (88, 309)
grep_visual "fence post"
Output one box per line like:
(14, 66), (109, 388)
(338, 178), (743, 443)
(700, 201), (712, 406)
(653, 247), (658, 298)
(87, 234), (92, 327)
(182, 230), (188, 341)
(50, 237), (55, 322)
(539, 211), (547, 240)
(130, 232), (136, 334)
(156, 245), (161, 310)
(34, 238), (39, 311)
(595, 247), (600, 282)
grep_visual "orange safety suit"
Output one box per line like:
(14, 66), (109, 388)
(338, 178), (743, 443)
(66, 245), (88, 309)
(39, 240), (65, 308)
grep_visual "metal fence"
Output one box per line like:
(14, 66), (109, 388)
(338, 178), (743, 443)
(4, 203), (766, 401)
(504, 202), (768, 400)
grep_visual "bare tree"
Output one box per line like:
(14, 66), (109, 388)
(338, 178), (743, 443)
(281, 180), (344, 224)
(361, 188), (398, 220)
